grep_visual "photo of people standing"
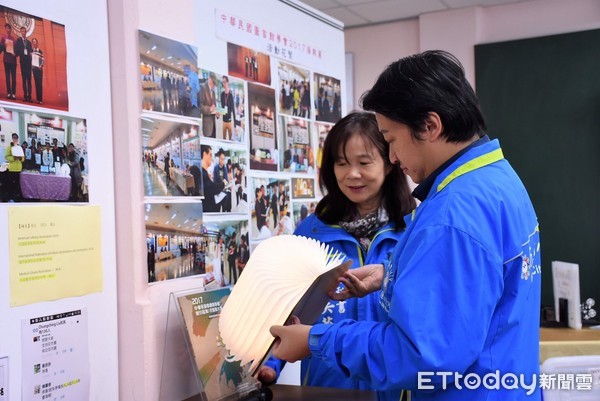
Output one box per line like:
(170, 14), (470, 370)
(144, 201), (204, 283)
(227, 42), (271, 86)
(249, 177), (291, 241)
(141, 116), (201, 197)
(197, 69), (247, 142)
(279, 116), (313, 173)
(0, 6), (68, 110)
(0, 108), (88, 202)
(314, 121), (333, 198)
(248, 82), (278, 171)
(277, 61), (311, 119)
(201, 217), (249, 287)
(199, 143), (248, 214)
(313, 72), (342, 123)
(139, 30), (200, 118)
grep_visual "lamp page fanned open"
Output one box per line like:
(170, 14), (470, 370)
(219, 235), (349, 374)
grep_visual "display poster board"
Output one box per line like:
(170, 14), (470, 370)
(130, 1), (346, 399)
(138, 0), (346, 287)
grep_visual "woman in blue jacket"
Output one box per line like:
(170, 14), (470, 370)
(259, 111), (415, 391)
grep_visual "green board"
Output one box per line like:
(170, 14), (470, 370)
(475, 29), (600, 315)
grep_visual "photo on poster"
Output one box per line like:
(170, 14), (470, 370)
(202, 215), (249, 286)
(276, 61), (311, 119)
(0, 107), (88, 203)
(141, 115), (201, 197)
(314, 121), (333, 197)
(227, 42), (271, 86)
(292, 200), (317, 228)
(249, 176), (292, 241)
(0, 6), (69, 110)
(197, 68), (246, 142)
(279, 116), (313, 174)
(199, 140), (248, 214)
(139, 30), (200, 118)
(145, 201), (204, 283)
(247, 82), (277, 171)
(292, 177), (315, 199)
(313, 72), (342, 123)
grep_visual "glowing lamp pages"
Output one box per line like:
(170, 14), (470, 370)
(219, 235), (346, 374)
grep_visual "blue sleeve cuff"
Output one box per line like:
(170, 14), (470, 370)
(263, 355), (283, 377)
(308, 324), (330, 359)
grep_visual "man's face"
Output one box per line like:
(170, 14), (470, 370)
(12, 136), (18, 145)
(20, 27), (26, 38)
(219, 154), (225, 166)
(5, 25), (11, 36)
(204, 151), (212, 164)
(375, 113), (430, 185)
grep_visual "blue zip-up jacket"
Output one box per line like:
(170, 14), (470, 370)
(308, 139), (542, 401)
(266, 213), (405, 390)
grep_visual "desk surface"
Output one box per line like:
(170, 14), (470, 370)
(541, 327), (600, 342)
(270, 384), (376, 401)
(184, 384), (376, 401)
(540, 327), (600, 364)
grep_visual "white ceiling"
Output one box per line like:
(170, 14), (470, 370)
(301, 0), (533, 29)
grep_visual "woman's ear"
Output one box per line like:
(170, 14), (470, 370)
(423, 112), (442, 142)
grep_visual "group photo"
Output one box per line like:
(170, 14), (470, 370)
(249, 176), (292, 241)
(279, 116), (313, 173)
(277, 61), (311, 119)
(0, 6), (69, 110)
(0, 108), (88, 202)
(198, 141), (248, 214)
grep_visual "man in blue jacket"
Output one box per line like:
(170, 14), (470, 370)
(270, 50), (542, 401)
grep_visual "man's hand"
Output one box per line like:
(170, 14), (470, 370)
(330, 263), (384, 301)
(269, 324), (311, 362)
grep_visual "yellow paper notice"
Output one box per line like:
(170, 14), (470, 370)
(9, 206), (103, 306)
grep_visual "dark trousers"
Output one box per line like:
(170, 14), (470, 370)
(6, 171), (21, 201)
(20, 63), (32, 99)
(32, 68), (43, 102)
(4, 62), (16, 96)
(228, 256), (237, 284)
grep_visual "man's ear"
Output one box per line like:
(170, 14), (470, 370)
(423, 112), (443, 142)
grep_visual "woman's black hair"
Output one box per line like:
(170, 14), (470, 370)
(315, 111), (415, 228)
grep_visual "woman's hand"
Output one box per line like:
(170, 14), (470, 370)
(269, 324), (311, 362)
(330, 263), (384, 300)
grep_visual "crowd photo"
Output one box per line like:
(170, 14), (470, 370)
(0, 109), (88, 203)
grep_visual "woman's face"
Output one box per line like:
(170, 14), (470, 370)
(333, 133), (389, 217)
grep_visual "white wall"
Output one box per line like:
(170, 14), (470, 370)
(346, 0), (600, 106)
